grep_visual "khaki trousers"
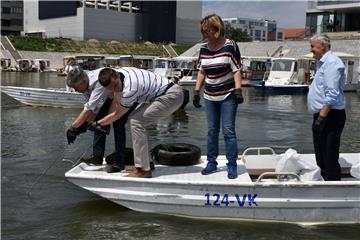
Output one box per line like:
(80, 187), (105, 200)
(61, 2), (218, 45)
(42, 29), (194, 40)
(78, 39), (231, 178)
(129, 84), (184, 170)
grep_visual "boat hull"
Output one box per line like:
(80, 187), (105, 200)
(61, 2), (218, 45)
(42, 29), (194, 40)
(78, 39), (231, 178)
(253, 84), (309, 94)
(66, 154), (360, 225)
(1, 86), (83, 108)
(84, 180), (359, 224)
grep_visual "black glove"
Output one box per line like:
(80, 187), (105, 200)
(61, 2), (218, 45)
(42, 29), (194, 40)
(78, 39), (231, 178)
(313, 115), (326, 133)
(193, 90), (202, 108)
(77, 122), (88, 134)
(234, 89), (244, 104)
(66, 127), (77, 144)
(87, 121), (110, 134)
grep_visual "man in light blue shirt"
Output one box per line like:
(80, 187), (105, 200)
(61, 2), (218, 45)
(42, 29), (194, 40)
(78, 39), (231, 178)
(307, 34), (346, 180)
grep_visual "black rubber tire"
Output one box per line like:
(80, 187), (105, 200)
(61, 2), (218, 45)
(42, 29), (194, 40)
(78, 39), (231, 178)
(151, 143), (201, 166)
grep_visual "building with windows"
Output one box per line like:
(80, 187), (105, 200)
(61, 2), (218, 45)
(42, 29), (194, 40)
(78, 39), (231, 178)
(223, 17), (284, 41)
(1, 1), (24, 35)
(1, 0), (202, 44)
(306, 0), (360, 36)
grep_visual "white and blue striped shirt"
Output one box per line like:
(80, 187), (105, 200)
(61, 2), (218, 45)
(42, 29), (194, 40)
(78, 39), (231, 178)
(83, 68), (110, 113)
(307, 51), (346, 113)
(115, 67), (172, 108)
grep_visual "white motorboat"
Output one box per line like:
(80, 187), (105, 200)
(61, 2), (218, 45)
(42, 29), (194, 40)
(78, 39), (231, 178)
(253, 58), (310, 93)
(173, 56), (198, 86)
(303, 52), (360, 92)
(1, 86), (83, 108)
(65, 148), (360, 225)
(16, 59), (37, 72)
(153, 57), (181, 79)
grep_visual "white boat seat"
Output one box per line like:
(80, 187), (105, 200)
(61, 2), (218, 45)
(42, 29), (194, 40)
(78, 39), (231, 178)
(242, 154), (353, 177)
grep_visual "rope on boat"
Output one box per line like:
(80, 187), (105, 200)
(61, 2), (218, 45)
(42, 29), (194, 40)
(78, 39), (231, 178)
(26, 136), (98, 198)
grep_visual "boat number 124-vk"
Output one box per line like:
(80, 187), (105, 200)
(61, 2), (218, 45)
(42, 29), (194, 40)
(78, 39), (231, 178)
(204, 193), (258, 207)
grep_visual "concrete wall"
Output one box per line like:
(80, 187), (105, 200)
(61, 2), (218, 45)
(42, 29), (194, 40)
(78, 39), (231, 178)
(22, 0), (84, 40)
(176, 1), (202, 44)
(84, 8), (138, 41)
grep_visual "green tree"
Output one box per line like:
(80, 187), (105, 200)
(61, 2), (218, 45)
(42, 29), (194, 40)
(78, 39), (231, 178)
(225, 23), (252, 42)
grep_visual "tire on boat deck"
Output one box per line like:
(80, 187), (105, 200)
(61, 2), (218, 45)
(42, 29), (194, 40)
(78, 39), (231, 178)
(151, 143), (201, 166)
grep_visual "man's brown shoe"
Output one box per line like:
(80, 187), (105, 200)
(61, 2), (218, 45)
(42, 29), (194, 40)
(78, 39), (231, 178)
(126, 168), (152, 178)
(125, 165), (136, 172)
(125, 162), (155, 172)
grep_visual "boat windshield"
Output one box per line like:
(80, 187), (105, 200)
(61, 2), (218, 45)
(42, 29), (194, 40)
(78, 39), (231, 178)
(155, 60), (177, 69)
(177, 61), (196, 69)
(271, 60), (294, 72)
(155, 60), (167, 68)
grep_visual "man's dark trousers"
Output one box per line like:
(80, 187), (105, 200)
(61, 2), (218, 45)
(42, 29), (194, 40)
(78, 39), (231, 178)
(93, 98), (132, 166)
(312, 109), (346, 181)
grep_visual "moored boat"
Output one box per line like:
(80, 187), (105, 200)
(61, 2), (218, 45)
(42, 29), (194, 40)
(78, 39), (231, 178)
(16, 59), (37, 72)
(1, 86), (83, 108)
(252, 57), (310, 94)
(65, 148), (360, 225)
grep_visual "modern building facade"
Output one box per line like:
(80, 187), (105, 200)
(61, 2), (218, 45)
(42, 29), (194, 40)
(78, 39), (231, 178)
(223, 17), (284, 41)
(1, 1), (24, 36)
(306, 0), (360, 36)
(1, 0), (202, 44)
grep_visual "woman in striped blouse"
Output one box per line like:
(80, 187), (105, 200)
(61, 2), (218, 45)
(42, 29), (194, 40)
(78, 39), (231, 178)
(193, 14), (244, 179)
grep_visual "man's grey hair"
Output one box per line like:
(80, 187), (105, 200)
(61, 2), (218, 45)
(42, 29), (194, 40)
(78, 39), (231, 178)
(66, 65), (88, 86)
(310, 34), (331, 49)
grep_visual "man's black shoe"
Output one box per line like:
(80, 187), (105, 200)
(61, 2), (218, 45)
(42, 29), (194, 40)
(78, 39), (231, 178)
(107, 164), (124, 173)
(80, 156), (103, 166)
(150, 161), (155, 170)
(105, 152), (116, 165)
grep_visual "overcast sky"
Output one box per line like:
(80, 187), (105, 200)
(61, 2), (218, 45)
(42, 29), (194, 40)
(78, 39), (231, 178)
(202, 1), (308, 28)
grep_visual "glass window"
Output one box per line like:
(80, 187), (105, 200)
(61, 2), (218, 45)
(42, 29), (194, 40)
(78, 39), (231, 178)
(2, 7), (11, 14)
(155, 60), (166, 68)
(255, 30), (261, 40)
(271, 60), (294, 71)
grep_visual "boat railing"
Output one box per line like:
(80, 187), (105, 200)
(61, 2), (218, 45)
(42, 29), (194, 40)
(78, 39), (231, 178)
(256, 172), (301, 182)
(240, 147), (276, 164)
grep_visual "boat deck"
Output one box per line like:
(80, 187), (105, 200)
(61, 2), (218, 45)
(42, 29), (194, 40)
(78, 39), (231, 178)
(73, 156), (253, 183)
(68, 153), (360, 183)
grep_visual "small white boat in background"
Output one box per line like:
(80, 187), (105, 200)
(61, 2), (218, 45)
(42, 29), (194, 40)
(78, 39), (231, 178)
(1, 58), (13, 71)
(303, 52), (360, 92)
(1, 86), (83, 108)
(132, 55), (156, 71)
(153, 57), (181, 79)
(104, 55), (133, 68)
(241, 56), (272, 86)
(65, 147), (360, 225)
(253, 58), (310, 93)
(33, 59), (57, 72)
(175, 56), (198, 86)
(16, 59), (37, 72)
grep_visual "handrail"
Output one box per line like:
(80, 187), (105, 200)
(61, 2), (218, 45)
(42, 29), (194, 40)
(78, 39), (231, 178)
(256, 172), (301, 182)
(241, 147), (276, 164)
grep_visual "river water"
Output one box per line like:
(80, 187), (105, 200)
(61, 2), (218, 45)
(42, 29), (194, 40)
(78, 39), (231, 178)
(1, 72), (360, 239)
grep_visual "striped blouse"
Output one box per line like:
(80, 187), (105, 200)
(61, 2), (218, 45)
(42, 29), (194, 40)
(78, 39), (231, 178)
(115, 67), (172, 108)
(197, 39), (241, 101)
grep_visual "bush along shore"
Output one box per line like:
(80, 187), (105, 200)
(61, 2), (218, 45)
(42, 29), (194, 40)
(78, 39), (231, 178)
(8, 36), (192, 56)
